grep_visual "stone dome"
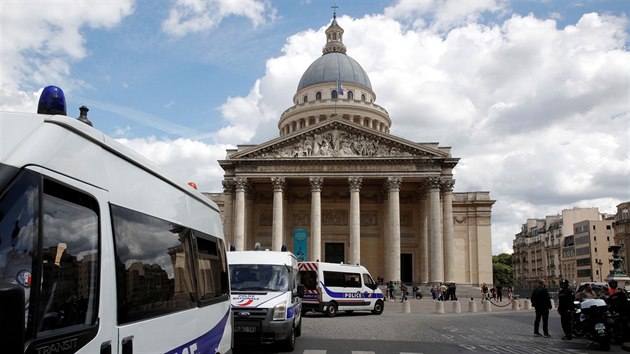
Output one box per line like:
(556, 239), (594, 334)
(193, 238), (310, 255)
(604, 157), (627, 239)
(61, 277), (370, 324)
(297, 52), (372, 92)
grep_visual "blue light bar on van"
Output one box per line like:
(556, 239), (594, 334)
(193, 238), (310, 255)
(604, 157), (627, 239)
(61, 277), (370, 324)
(37, 86), (66, 115)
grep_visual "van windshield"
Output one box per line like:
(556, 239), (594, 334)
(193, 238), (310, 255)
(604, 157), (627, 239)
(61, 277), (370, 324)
(230, 264), (289, 292)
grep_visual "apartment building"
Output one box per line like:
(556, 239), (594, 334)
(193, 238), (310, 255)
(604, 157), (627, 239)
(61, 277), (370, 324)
(613, 202), (630, 273)
(513, 207), (605, 287)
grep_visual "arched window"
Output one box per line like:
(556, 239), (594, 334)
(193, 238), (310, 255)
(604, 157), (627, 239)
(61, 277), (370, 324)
(303, 95), (308, 103)
(361, 94), (366, 102)
(331, 90), (338, 99)
(333, 33), (337, 40)
(316, 92), (322, 100)
(347, 91), (354, 100)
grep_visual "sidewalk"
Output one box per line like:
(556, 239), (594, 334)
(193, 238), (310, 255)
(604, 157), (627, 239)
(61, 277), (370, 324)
(382, 297), (533, 315)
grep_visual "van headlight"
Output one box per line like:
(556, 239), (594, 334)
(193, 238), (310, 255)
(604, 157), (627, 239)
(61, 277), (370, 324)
(273, 304), (287, 320)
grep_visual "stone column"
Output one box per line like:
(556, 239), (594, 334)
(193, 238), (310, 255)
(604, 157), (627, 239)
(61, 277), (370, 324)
(245, 185), (255, 251)
(271, 177), (286, 251)
(348, 177), (362, 265)
(222, 179), (235, 247)
(386, 177), (402, 282)
(234, 177), (247, 251)
(442, 179), (455, 283)
(417, 186), (429, 284)
(309, 177), (323, 262)
(427, 177), (443, 283)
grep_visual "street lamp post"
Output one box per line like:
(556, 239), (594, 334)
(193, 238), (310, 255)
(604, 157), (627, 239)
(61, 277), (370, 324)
(596, 259), (603, 282)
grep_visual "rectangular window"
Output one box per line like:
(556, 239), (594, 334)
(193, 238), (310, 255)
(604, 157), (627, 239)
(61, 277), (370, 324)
(111, 205), (196, 324)
(194, 231), (229, 303)
(37, 180), (99, 333)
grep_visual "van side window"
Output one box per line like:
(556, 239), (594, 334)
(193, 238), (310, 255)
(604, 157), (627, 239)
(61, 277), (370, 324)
(194, 231), (229, 302)
(323, 271), (362, 288)
(0, 171), (39, 338)
(111, 205), (196, 324)
(37, 180), (100, 333)
(362, 273), (376, 287)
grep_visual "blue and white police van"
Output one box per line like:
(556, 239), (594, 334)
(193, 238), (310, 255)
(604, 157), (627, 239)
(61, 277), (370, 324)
(0, 86), (233, 354)
(228, 250), (303, 351)
(298, 261), (384, 317)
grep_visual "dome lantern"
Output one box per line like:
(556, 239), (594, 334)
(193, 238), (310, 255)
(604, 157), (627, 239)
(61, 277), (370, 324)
(323, 9), (346, 54)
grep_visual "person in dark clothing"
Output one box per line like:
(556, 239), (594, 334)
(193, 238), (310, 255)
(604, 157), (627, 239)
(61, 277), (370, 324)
(531, 279), (552, 337)
(607, 279), (630, 341)
(557, 278), (574, 340)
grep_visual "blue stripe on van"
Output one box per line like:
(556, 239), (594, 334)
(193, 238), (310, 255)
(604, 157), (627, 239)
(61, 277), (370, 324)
(166, 309), (229, 354)
(321, 282), (384, 300)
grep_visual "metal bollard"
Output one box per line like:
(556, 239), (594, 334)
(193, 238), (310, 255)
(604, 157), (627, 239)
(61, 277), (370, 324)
(403, 300), (411, 313)
(468, 298), (477, 313)
(435, 300), (445, 314)
(452, 300), (461, 313)
(512, 299), (520, 311)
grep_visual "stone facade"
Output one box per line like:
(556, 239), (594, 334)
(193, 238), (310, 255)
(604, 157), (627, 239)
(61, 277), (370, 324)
(210, 14), (495, 286)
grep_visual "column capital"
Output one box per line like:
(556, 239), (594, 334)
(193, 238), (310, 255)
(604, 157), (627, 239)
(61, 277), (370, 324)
(426, 176), (442, 190)
(234, 177), (248, 192)
(385, 177), (402, 192)
(309, 177), (324, 192)
(271, 177), (286, 192)
(348, 176), (363, 192)
(441, 179), (455, 193)
(222, 179), (235, 193)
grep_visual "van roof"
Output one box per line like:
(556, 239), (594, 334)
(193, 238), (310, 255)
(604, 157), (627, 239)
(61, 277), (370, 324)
(228, 251), (297, 266)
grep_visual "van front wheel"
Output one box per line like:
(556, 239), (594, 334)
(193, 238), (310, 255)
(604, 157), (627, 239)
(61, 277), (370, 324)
(325, 303), (338, 317)
(281, 326), (296, 352)
(372, 300), (384, 315)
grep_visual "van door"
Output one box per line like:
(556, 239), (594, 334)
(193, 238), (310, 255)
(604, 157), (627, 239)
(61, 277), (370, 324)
(0, 167), (116, 354)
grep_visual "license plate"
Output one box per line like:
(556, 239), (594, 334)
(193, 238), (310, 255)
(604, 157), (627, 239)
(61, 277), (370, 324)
(595, 323), (606, 333)
(235, 325), (257, 333)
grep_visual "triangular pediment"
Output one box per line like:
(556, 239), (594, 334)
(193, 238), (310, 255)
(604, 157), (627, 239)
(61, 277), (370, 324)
(229, 118), (450, 160)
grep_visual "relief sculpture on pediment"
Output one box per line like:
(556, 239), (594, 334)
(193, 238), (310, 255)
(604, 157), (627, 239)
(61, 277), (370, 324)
(255, 129), (418, 158)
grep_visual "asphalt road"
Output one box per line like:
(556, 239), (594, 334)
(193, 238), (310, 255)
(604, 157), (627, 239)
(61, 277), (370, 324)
(233, 298), (629, 354)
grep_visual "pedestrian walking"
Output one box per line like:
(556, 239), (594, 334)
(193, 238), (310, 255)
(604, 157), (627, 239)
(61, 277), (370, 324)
(507, 286), (513, 301)
(557, 278), (574, 340)
(431, 285), (438, 301)
(531, 279), (552, 338)
(481, 283), (489, 303)
(412, 284), (418, 299)
(496, 285), (503, 302)
(400, 283), (408, 302)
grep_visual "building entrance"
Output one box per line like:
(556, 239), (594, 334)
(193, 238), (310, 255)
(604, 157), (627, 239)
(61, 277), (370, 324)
(401, 253), (412, 283)
(325, 243), (344, 263)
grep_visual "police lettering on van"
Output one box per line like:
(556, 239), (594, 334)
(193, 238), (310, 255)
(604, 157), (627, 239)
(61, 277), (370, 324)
(0, 86), (233, 354)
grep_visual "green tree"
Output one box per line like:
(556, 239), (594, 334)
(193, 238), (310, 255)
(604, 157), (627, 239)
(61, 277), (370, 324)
(492, 253), (513, 285)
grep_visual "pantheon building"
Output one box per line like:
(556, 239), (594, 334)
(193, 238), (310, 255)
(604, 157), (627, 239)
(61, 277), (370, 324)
(211, 14), (495, 286)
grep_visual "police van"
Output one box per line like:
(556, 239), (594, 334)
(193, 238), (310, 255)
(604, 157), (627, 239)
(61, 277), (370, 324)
(228, 251), (303, 351)
(298, 261), (384, 317)
(0, 86), (232, 354)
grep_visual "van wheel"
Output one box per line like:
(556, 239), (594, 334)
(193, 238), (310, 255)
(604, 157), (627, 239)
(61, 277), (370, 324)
(281, 326), (296, 352)
(325, 303), (338, 317)
(372, 300), (384, 315)
(295, 317), (302, 337)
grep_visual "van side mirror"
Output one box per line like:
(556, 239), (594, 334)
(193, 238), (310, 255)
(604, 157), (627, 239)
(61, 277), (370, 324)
(0, 282), (25, 354)
(297, 284), (305, 298)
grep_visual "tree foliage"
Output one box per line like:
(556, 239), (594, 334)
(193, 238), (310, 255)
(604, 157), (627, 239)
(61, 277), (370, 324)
(493, 253), (513, 286)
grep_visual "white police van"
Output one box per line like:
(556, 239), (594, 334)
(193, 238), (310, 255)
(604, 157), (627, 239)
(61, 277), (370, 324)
(0, 86), (232, 354)
(228, 251), (303, 351)
(298, 261), (384, 317)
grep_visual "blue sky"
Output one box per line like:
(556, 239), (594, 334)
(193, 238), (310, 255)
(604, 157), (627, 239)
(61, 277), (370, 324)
(1, 0), (629, 254)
